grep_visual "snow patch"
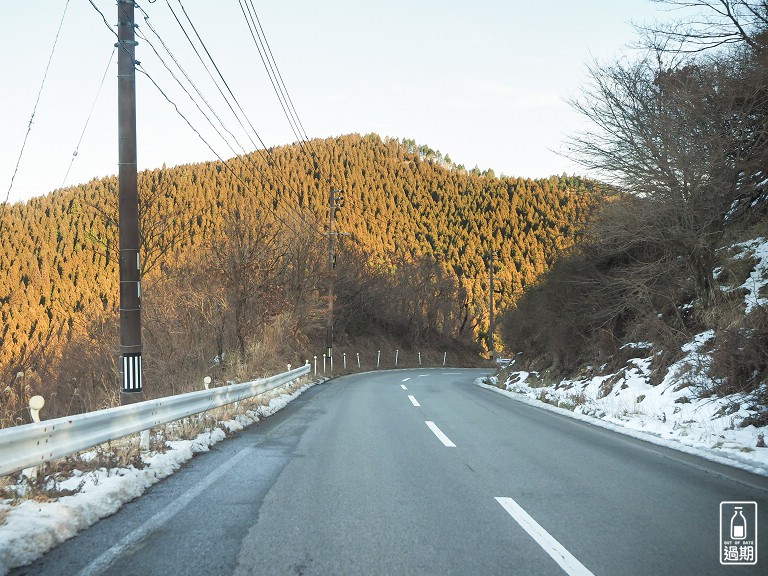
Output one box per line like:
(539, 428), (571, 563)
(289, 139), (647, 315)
(0, 381), (315, 575)
(730, 237), (768, 314)
(479, 331), (768, 477)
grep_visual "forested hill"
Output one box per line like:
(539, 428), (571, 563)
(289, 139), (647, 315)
(0, 133), (600, 420)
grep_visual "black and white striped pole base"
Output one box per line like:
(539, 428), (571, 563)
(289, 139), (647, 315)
(121, 352), (143, 394)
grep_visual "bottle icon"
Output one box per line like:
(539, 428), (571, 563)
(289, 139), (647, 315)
(731, 507), (747, 540)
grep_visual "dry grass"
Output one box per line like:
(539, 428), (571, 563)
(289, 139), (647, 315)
(1, 377), (312, 506)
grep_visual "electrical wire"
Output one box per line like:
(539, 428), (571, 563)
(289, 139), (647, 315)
(248, 2), (318, 149)
(88, 0), (115, 36)
(169, 0), (266, 153)
(121, 1), (323, 237)
(61, 47), (116, 189)
(238, 0), (303, 147)
(136, 15), (244, 153)
(1, 0), (71, 229)
(235, 0), (341, 250)
(135, 26), (243, 158)
(135, 62), (313, 239)
(87, 0), (321, 239)
(237, 1), (352, 276)
(164, 0), (325, 233)
(135, 25), (320, 238)
(240, 0), (335, 188)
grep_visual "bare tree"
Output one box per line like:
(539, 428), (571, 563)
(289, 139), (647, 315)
(568, 46), (768, 306)
(86, 173), (192, 277)
(211, 209), (286, 359)
(640, 1), (768, 54)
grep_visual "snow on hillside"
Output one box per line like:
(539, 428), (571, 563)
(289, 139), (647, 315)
(730, 236), (768, 313)
(479, 334), (768, 476)
(480, 237), (768, 477)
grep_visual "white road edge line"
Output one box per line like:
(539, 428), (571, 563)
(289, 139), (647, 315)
(401, 384), (408, 390)
(408, 395), (420, 407)
(495, 497), (594, 576)
(425, 421), (456, 447)
(77, 447), (254, 576)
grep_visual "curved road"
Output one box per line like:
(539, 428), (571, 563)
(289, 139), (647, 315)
(12, 368), (768, 575)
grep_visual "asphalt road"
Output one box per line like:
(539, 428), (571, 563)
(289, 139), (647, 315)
(12, 368), (768, 575)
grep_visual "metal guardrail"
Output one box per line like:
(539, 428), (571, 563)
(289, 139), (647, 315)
(0, 364), (310, 477)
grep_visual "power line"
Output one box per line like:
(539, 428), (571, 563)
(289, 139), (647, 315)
(163, 0), (325, 233)
(87, 0), (115, 36)
(126, 2), (327, 240)
(170, 0), (266, 152)
(251, 5), (313, 143)
(135, 26), (244, 157)
(238, 0), (303, 147)
(163, 1), (260, 151)
(134, 63), (311, 239)
(236, 5), (348, 363)
(1, 0), (71, 228)
(106, 1), (325, 238)
(88, 0), (321, 239)
(239, 1), (335, 188)
(61, 47), (116, 189)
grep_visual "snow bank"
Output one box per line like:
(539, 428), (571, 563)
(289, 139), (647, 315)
(477, 331), (768, 477)
(0, 381), (315, 575)
(478, 237), (768, 476)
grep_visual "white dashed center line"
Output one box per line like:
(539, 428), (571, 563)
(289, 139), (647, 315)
(425, 421), (456, 447)
(495, 497), (594, 576)
(408, 395), (420, 407)
(402, 378), (411, 382)
(401, 384), (408, 390)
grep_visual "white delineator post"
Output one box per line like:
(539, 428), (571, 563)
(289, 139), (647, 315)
(23, 396), (46, 480)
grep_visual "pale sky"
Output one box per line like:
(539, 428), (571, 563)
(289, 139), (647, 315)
(1, 0), (673, 205)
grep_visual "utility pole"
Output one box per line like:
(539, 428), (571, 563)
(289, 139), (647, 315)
(326, 189), (344, 369)
(117, 0), (142, 401)
(488, 249), (497, 361)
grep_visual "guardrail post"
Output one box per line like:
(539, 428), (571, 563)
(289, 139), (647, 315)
(29, 395), (44, 423)
(443, 352), (447, 366)
(395, 349), (399, 367)
(22, 395), (46, 482)
(140, 429), (150, 452)
(357, 353), (360, 368)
